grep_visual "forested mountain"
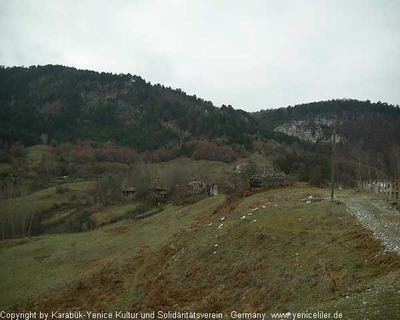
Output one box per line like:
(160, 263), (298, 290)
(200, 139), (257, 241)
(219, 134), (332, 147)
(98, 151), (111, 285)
(1, 65), (400, 184)
(255, 100), (400, 184)
(0, 65), (256, 151)
(255, 99), (400, 150)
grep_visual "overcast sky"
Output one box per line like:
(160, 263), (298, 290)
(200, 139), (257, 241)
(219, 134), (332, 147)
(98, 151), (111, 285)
(1, 0), (399, 111)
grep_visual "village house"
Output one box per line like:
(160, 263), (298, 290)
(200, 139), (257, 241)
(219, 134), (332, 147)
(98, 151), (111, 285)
(187, 180), (218, 196)
(121, 178), (136, 199)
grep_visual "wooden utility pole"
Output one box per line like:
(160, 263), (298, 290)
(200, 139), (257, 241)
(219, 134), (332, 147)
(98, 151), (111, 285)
(331, 126), (336, 200)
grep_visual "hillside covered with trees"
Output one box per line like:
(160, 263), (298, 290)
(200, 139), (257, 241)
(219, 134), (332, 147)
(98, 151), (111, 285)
(0, 65), (256, 151)
(1, 65), (400, 191)
(255, 99), (400, 185)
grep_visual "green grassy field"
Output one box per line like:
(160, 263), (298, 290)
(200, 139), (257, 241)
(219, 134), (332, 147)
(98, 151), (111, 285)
(163, 154), (272, 182)
(1, 185), (399, 319)
(0, 195), (227, 310)
(92, 203), (138, 224)
(25, 145), (52, 167)
(24, 145), (53, 178)
(0, 181), (97, 217)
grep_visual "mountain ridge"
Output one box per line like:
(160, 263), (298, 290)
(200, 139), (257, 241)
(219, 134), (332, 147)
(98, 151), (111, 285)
(2, 65), (400, 151)
(0, 65), (256, 151)
(1, 65), (400, 185)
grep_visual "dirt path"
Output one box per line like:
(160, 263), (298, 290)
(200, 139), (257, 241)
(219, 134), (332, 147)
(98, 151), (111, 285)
(338, 195), (400, 254)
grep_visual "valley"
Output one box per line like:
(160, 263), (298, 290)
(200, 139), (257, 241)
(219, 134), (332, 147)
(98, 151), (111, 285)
(1, 65), (400, 319)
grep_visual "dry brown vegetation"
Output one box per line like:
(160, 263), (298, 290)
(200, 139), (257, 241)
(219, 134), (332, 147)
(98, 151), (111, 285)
(5, 187), (400, 317)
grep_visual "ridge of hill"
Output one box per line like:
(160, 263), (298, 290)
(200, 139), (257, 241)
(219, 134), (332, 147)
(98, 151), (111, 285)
(255, 100), (400, 185)
(1, 65), (400, 186)
(2, 65), (400, 155)
(255, 99), (400, 149)
(0, 65), (255, 151)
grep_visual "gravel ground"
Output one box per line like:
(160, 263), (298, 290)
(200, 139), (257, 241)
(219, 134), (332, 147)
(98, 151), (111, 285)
(338, 195), (400, 255)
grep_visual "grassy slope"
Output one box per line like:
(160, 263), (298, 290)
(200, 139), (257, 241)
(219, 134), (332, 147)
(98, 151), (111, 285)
(0, 181), (97, 217)
(0, 195), (226, 310)
(164, 154), (272, 181)
(0, 145), (51, 178)
(1, 150), (269, 235)
(25, 145), (52, 167)
(92, 203), (138, 225)
(1, 186), (399, 318)
(25, 145), (53, 178)
(130, 187), (400, 317)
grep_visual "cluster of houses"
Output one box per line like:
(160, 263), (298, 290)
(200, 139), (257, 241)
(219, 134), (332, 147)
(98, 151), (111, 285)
(121, 177), (218, 199)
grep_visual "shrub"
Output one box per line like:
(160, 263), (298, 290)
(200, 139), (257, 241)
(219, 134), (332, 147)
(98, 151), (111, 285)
(190, 141), (237, 163)
(9, 142), (25, 158)
(0, 150), (11, 163)
(56, 185), (70, 194)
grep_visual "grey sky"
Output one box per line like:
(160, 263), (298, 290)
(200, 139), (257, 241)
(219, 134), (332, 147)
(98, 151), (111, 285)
(1, 0), (399, 111)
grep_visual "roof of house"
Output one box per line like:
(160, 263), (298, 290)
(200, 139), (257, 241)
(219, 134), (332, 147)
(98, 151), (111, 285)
(122, 187), (137, 192)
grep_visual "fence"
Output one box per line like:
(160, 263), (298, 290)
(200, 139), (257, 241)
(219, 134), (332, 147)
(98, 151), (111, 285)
(358, 180), (399, 199)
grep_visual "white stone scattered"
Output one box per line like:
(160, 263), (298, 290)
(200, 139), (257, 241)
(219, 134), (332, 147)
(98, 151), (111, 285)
(248, 212), (253, 216)
(220, 216), (225, 221)
(309, 195), (313, 199)
(218, 223), (223, 229)
(250, 219), (257, 223)
(213, 251), (217, 254)
(214, 244), (218, 247)
(241, 215), (246, 220)
(262, 205), (266, 209)
(306, 200), (311, 204)
(207, 223), (213, 226)
(274, 204), (278, 207)
(298, 218), (301, 221)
